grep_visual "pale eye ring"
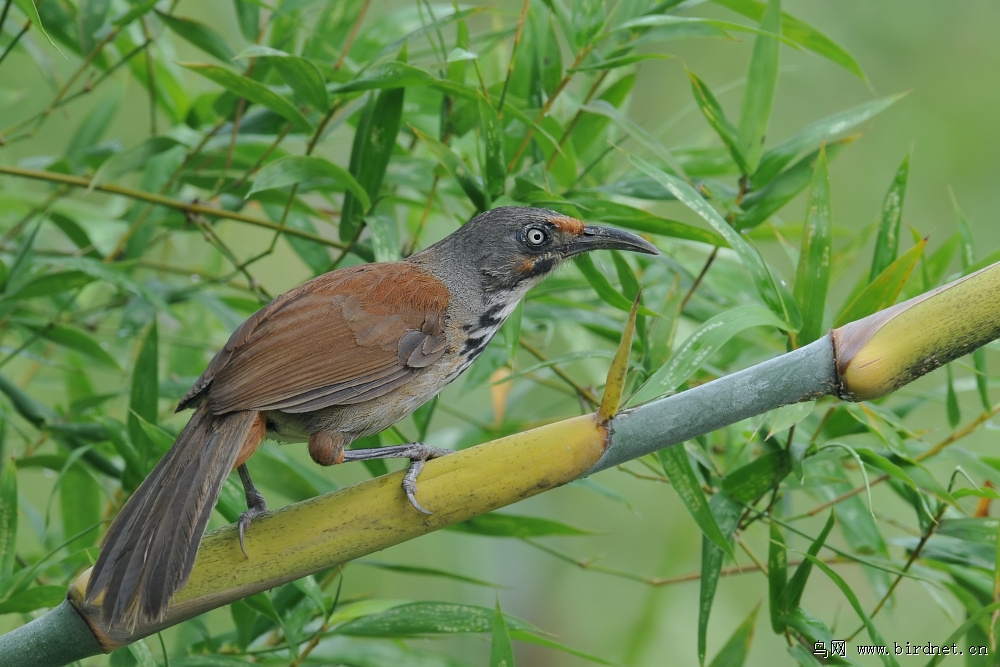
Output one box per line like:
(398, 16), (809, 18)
(524, 226), (549, 247)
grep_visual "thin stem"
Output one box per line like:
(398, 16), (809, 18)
(0, 165), (347, 249)
(0, 19), (29, 71)
(334, 0), (370, 71)
(496, 0), (530, 116)
(520, 339), (600, 408)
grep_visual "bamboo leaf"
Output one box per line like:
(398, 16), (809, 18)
(249, 155), (370, 210)
(335, 601), (533, 635)
(0, 460), (16, 579)
(478, 97), (506, 200)
(792, 145), (831, 345)
(659, 446), (737, 561)
(629, 155), (799, 328)
(570, 53), (672, 72)
(233, 0), (260, 42)
(711, 0), (868, 82)
(157, 10), (236, 63)
(128, 322), (159, 468)
(629, 305), (791, 406)
(412, 126), (487, 212)
(181, 63), (313, 130)
(754, 94), (903, 186)
(490, 598), (515, 667)
(738, 0), (781, 173)
(235, 45), (330, 112)
(27, 323), (120, 370)
(698, 493), (743, 665)
(870, 151), (911, 281)
(574, 254), (657, 317)
(450, 512), (591, 537)
(708, 603), (760, 667)
(339, 87), (404, 240)
(768, 522), (787, 632)
(835, 237), (926, 327)
(0, 586), (66, 614)
(687, 69), (750, 174)
(721, 450), (791, 504)
(780, 511), (835, 614)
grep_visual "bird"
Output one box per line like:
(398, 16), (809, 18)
(84, 205), (658, 630)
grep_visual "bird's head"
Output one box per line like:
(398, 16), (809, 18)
(417, 206), (658, 295)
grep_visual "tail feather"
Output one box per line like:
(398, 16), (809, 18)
(86, 404), (257, 629)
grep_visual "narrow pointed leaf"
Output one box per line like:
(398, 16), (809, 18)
(128, 321), (159, 468)
(835, 238), (926, 326)
(738, 0), (781, 172)
(181, 63), (313, 130)
(412, 126), (487, 212)
(708, 603), (760, 667)
(629, 305), (791, 406)
(754, 95), (903, 186)
(235, 45), (330, 112)
(479, 97), (506, 200)
(249, 156), (369, 210)
(156, 10), (236, 63)
(575, 254), (657, 317)
(659, 446), (737, 561)
(233, 0), (260, 41)
(780, 511), (835, 612)
(0, 460), (16, 579)
(792, 145), (831, 345)
(340, 88), (404, 239)
(629, 155), (799, 328)
(490, 599), (515, 667)
(870, 151), (911, 281)
(687, 70), (750, 174)
(698, 492), (743, 665)
(768, 522), (787, 632)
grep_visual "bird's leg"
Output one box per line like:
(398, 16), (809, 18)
(341, 443), (452, 515)
(237, 464), (268, 558)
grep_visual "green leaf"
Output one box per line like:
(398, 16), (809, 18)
(367, 214), (400, 263)
(754, 94), (903, 186)
(780, 511), (835, 613)
(65, 87), (123, 168)
(1, 270), (96, 301)
(479, 97), (506, 200)
(945, 364), (960, 429)
(233, 0), (260, 42)
(659, 446), (736, 561)
(574, 254), (657, 317)
(870, 151), (911, 281)
(28, 323), (120, 370)
(490, 598), (515, 667)
(834, 237), (925, 326)
(235, 45), (330, 112)
(78, 0), (111, 56)
(803, 554), (901, 667)
(698, 493), (743, 665)
(0, 586), (66, 614)
(335, 601), (532, 635)
(571, 0), (605, 47)
(721, 450), (791, 503)
(629, 155), (800, 329)
(737, 139), (851, 229)
(572, 198), (725, 247)
(412, 125), (487, 212)
(768, 522), (787, 633)
(59, 464), (100, 551)
(181, 63), (313, 130)
(570, 53), (672, 72)
(91, 136), (182, 188)
(708, 603), (759, 667)
(0, 460), (16, 579)
(687, 69), (750, 174)
(792, 145), (831, 345)
(157, 10), (236, 63)
(340, 87), (404, 240)
(449, 512), (591, 538)
(711, 0), (868, 82)
(737, 0), (781, 173)
(128, 321), (159, 468)
(249, 155), (370, 210)
(629, 305), (791, 406)
(360, 561), (502, 588)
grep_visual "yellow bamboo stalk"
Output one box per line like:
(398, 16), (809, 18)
(67, 414), (607, 650)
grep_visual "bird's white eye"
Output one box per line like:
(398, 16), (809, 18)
(523, 226), (549, 247)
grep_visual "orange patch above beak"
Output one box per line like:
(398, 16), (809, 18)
(549, 215), (585, 235)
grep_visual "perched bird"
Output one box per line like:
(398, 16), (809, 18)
(85, 206), (658, 629)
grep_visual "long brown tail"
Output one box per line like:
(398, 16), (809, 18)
(85, 403), (257, 630)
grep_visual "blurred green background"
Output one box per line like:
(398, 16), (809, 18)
(2, 1), (1000, 665)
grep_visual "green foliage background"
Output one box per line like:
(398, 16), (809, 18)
(1, 0), (1000, 665)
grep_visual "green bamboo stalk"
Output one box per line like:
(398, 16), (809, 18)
(2, 260), (999, 666)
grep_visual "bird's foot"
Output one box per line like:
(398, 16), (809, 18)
(341, 442), (451, 514)
(237, 464), (268, 558)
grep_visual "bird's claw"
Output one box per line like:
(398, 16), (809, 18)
(237, 492), (268, 558)
(403, 443), (451, 515)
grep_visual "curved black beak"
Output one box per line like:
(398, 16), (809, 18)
(565, 225), (659, 257)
